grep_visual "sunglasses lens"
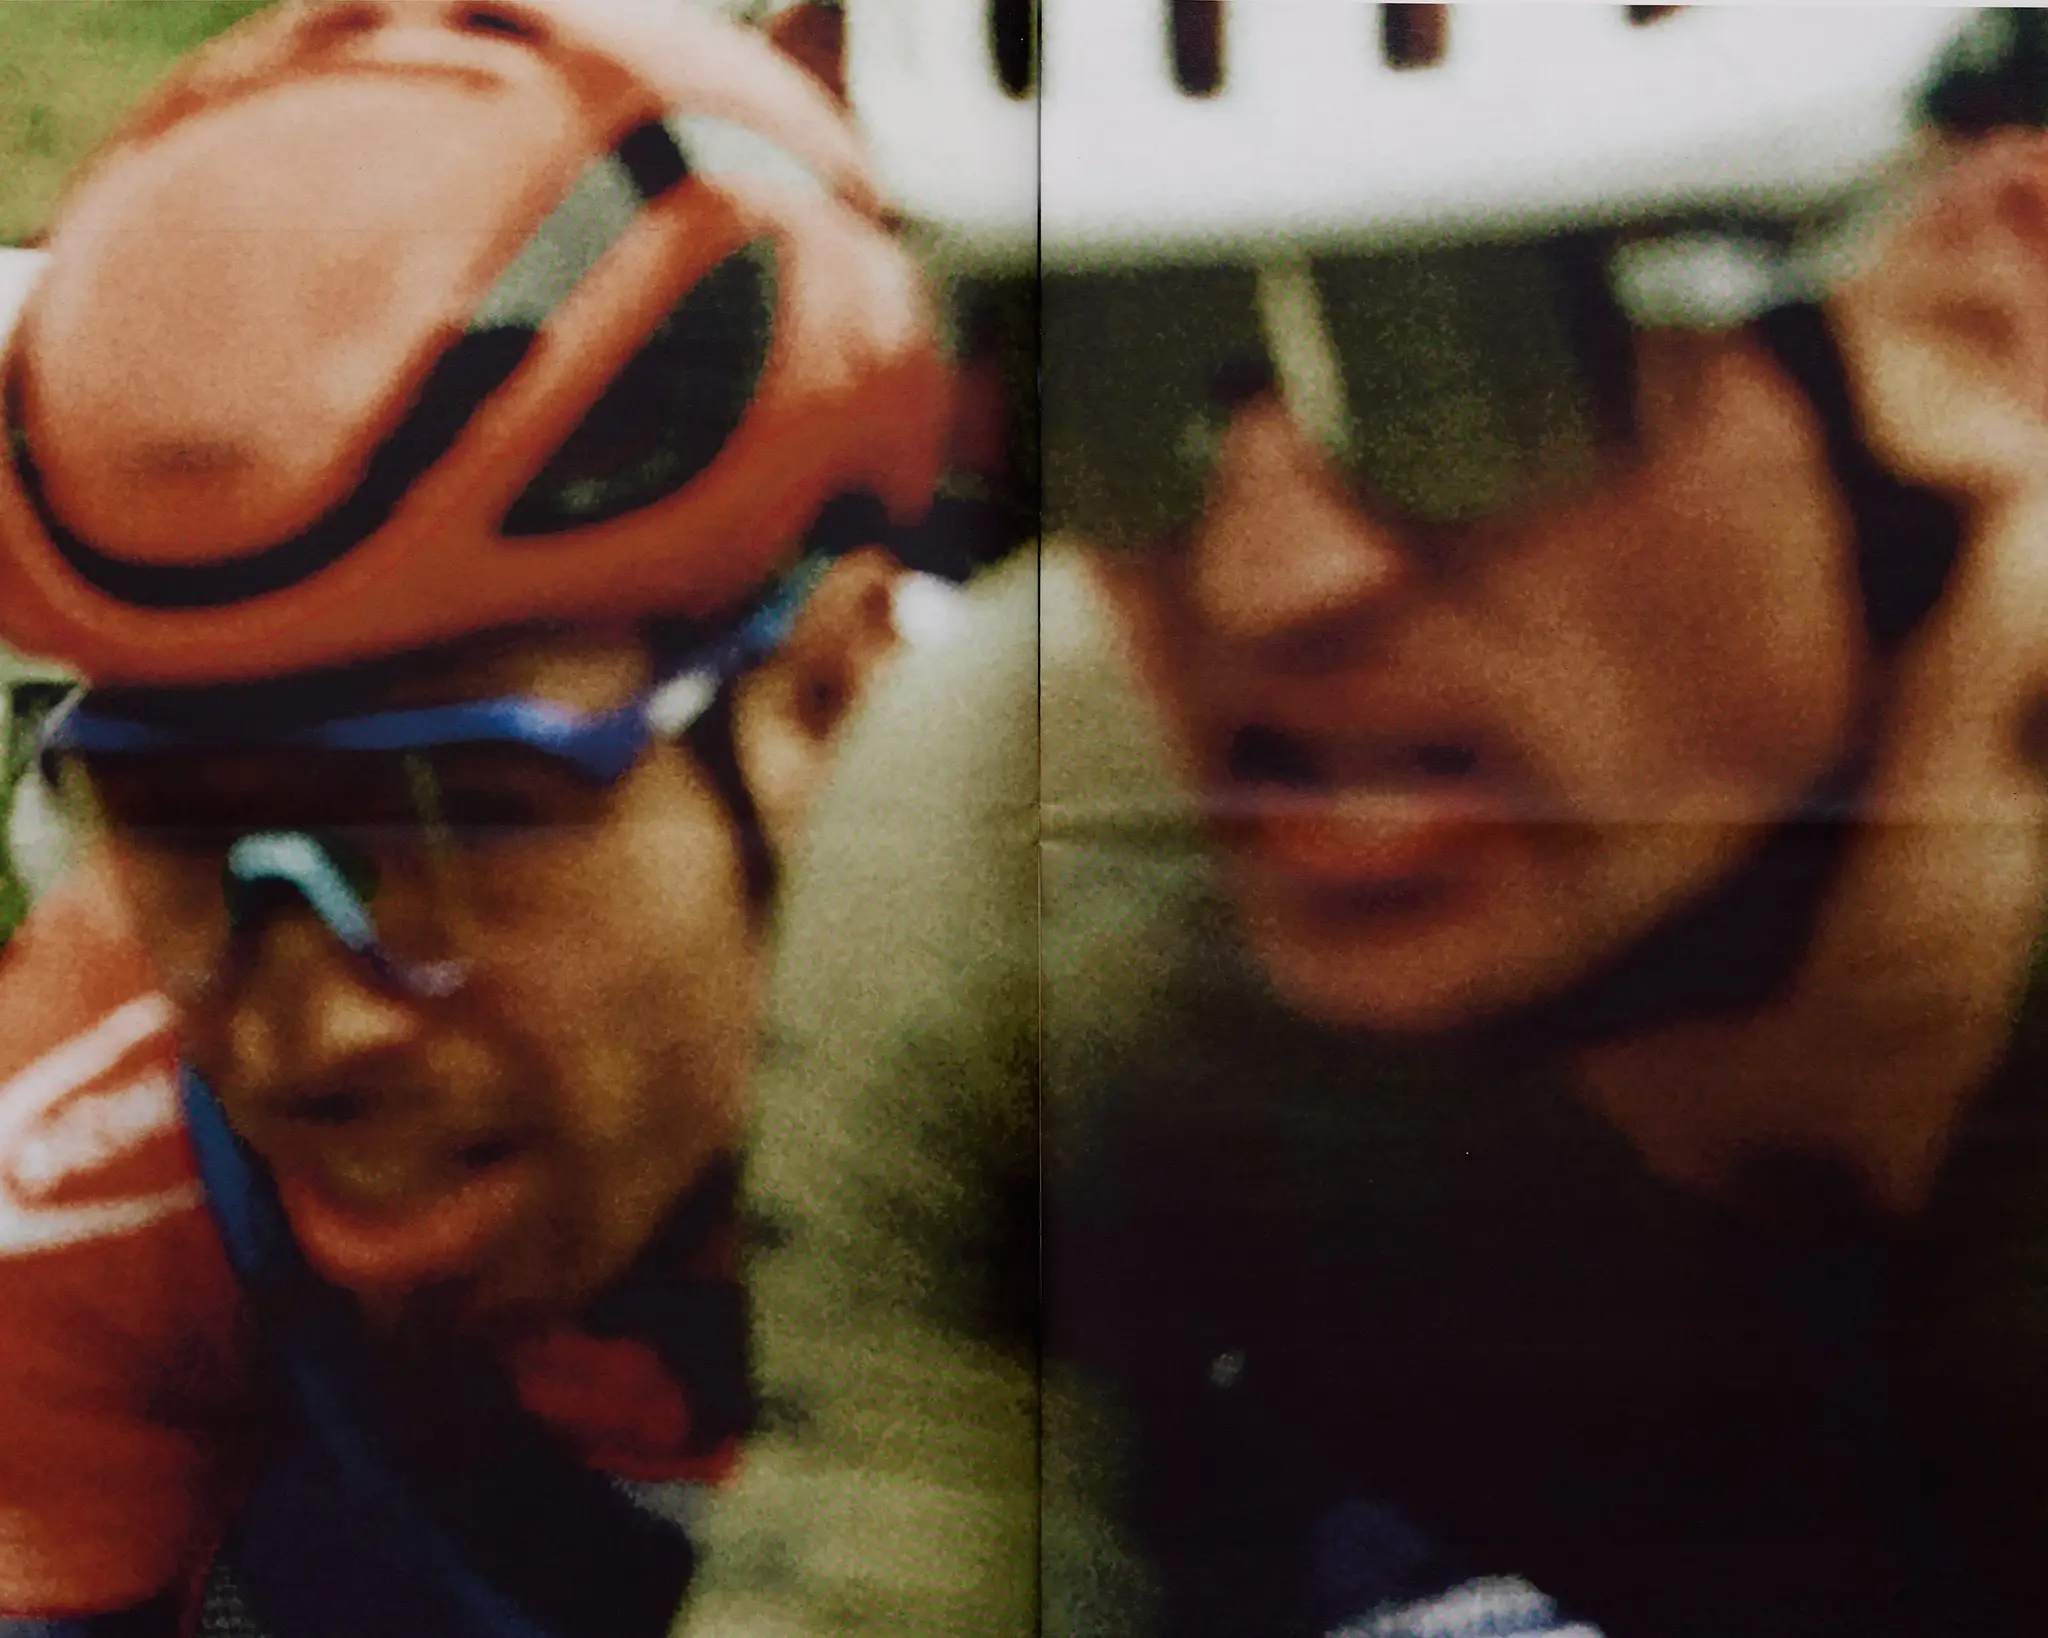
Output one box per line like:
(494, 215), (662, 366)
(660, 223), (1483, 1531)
(1044, 239), (1633, 545)
(78, 746), (455, 996)
(1320, 240), (1617, 524)
(1044, 263), (1264, 548)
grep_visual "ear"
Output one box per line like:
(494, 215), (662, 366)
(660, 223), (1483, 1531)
(729, 546), (906, 858)
(1834, 131), (2048, 500)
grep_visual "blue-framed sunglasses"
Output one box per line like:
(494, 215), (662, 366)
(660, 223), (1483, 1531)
(44, 557), (827, 1000)
(48, 556), (827, 780)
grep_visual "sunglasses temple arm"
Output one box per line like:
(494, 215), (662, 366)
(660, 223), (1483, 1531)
(223, 831), (467, 1001)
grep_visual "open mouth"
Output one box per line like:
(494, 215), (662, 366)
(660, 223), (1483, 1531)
(1223, 724), (1482, 803)
(278, 1158), (536, 1297)
(1211, 723), (1504, 894)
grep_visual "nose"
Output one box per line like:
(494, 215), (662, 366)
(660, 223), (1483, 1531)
(210, 913), (531, 1293)
(213, 911), (428, 1106)
(1185, 405), (1417, 655)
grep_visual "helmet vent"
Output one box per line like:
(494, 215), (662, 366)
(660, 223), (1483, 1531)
(1380, 4), (1449, 71)
(1626, 6), (1684, 24)
(1170, 0), (1227, 98)
(502, 240), (779, 538)
(989, 0), (1037, 99)
(454, 5), (542, 44)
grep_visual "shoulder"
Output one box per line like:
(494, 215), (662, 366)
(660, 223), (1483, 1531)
(778, 549), (1046, 1012)
(0, 854), (203, 1260)
(798, 545), (1139, 897)
(827, 546), (1045, 818)
(1035, 550), (1254, 1121)
(0, 863), (244, 1617)
(748, 554), (1051, 1245)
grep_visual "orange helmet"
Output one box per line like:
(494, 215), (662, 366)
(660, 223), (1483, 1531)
(0, 0), (950, 687)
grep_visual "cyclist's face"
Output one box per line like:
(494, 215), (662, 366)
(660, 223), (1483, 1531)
(1106, 325), (1870, 1035)
(98, 629), (765, 1340)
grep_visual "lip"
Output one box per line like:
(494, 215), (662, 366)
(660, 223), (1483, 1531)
(277, 1160), (536, 1295)
(1204, 778), (1515, 900)
(1205, 716), (1522, 894)
(1219, 781), (1504, 891)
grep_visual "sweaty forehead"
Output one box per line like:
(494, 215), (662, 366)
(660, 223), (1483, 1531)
(88, 621), (656, 733)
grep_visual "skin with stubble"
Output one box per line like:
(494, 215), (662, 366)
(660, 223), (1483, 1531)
(1101, 136), (2048, 1209)
(86, 552), (903, 1349)
(1107, 329), (1866, 1037)
(95, 630), (758, 1346)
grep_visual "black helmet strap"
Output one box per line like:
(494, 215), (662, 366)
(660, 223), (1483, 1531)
(1475, 302), (1963, 1055)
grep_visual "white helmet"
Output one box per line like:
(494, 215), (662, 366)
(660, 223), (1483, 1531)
(845, 4), (2048, 549)
(846, 4), (2028, 1038)
(848, 4), (2010, 292)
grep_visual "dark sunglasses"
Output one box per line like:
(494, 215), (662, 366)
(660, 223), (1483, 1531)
(1039, 228), (1830, 547)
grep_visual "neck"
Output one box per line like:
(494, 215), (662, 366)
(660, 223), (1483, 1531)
(1570, 893), (2030, 1220)
(1574, 538), (2048, 1217)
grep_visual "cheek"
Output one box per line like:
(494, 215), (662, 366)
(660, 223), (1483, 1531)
(102, 840), (207, 971)
(488, 787), (760, 1152)
(1559, 413), (1862, 797)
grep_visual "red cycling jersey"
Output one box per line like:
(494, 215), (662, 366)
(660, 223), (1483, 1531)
(0, 856), (736, 1623)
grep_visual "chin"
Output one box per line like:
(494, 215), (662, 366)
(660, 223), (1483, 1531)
(1254, 937), (1512, 1038)
(415, 1247), (612, 1347)
(1236, 890), (1575, 1040)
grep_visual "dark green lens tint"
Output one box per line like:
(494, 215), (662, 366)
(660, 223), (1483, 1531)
(1043, 239), (1621, 546)
(1044, 263), (1265, 549)
(1319, 241), (1607, 525)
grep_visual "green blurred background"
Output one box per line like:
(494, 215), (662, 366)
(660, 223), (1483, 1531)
(0, 3), (279, 941)
(0, 1), (277, 247)
(0, 0), (779, 244)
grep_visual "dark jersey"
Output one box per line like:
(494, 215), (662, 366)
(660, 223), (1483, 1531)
(682, 548), (2048, 1638)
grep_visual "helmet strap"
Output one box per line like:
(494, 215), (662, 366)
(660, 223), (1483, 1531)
(1471, 747), (1870, 1058)
(1474, 302), (1960, 1056)
(647, 495), (896, 917)
(1752, 302), (1965, 651)
(681, 682), (778, 912)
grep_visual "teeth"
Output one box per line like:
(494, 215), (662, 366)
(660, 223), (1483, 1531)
(1414, 743), (1476, 779)
(1227, 725), (1319, 788)
(1228, 726), (1480, 792)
